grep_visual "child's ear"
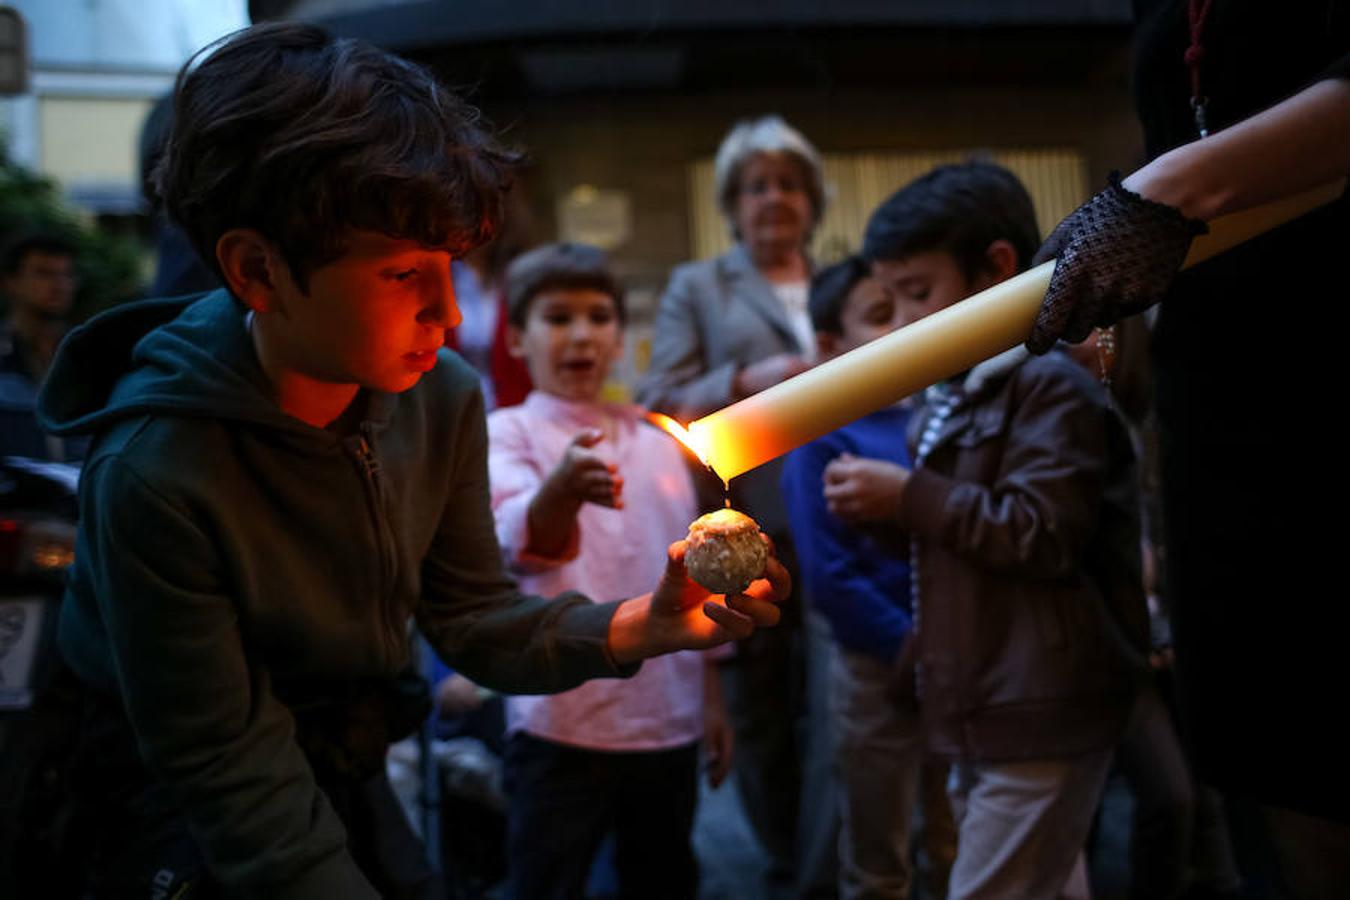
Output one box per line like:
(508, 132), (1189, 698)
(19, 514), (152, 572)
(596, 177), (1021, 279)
(216, 229), (292, 314)
(980, 239), (1020, 285)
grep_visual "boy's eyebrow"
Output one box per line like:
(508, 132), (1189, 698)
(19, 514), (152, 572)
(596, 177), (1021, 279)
(886, 273), (928, 290)
(345, 233), (455, 262)
(538, 299), (617, 312)
(374, 251), (447, 272)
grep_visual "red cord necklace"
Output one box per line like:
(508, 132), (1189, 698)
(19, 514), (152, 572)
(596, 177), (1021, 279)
(1185, 0), (1216, 137)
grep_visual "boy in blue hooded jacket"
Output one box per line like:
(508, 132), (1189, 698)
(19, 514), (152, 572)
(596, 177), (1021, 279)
(37, 23), (787, 899)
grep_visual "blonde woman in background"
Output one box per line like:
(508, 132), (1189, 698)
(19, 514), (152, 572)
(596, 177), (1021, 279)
(639, 115), (838, 899)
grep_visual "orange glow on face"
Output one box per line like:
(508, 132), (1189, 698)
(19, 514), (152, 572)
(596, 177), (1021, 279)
(647, 412), (713, 470)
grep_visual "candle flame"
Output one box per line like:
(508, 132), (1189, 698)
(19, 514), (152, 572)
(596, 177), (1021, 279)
(647, 412), (712, 470)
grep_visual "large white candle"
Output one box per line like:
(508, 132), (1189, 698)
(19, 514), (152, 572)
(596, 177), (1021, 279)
(682, 180), (1345, 482)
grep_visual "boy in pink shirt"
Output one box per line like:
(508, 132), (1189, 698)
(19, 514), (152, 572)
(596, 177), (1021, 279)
(488, 243), (733, 899)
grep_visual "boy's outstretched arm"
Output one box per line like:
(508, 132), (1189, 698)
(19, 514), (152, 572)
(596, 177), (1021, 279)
(423, 393), (628, 691)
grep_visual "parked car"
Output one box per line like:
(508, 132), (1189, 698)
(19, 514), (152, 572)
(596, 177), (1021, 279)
(0, 456), (83, 899)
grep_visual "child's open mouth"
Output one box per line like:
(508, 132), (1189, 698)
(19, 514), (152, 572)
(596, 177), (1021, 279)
(403, 350), (439, 371)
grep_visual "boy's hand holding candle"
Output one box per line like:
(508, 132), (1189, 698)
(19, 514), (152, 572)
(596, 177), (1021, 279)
(606, 539), (789, 665)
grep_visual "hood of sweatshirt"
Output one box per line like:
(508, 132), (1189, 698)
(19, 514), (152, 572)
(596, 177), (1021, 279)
(37, 289), (392, 440)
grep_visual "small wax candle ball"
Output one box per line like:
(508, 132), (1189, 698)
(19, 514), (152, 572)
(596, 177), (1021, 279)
(684, 508), (767, 594)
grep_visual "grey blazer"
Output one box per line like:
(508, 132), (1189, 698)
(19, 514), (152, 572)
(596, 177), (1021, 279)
(638, 244), (808, 538)
(638, 243), (807, 422)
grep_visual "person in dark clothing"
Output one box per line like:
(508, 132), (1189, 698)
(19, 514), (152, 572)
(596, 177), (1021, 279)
(1028, 4), (1349, 896)
(36, 23), (788, 900)
(1068, 322), (1243, 900)
(0, 232), (81, 460)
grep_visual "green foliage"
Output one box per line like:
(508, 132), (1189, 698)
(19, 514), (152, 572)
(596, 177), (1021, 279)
(0, 140), (146, 319)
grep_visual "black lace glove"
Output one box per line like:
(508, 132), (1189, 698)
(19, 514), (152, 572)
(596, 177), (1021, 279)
(1026, 173), (1208, 354)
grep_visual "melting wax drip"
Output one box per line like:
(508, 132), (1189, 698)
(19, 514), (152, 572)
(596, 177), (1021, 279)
(721, 475), (731, 509)
(704, 464), (732, 509)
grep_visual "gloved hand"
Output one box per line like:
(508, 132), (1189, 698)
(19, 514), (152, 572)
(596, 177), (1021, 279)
(1026, 173), (1207, 354)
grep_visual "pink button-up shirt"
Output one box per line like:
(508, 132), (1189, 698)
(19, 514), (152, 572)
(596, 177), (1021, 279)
(488, 391), (706, 751)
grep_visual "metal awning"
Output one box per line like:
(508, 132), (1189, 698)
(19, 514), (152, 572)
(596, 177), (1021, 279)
(313, 0), (1132, 52)
(295, 0), (1133, 98)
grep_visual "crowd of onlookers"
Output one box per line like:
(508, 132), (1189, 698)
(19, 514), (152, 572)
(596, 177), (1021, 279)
(0, 114), (1225, 900)
(412, 119), (1234, 900)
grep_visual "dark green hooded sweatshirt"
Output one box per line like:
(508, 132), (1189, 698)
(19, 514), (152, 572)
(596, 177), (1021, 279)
(38, 289), (632, 897)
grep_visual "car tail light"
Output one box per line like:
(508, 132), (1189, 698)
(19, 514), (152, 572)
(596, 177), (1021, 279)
(0, 516), (75, 577)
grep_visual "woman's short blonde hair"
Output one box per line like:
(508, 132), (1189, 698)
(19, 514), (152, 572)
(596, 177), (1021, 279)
(713, 115), (825, 239)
